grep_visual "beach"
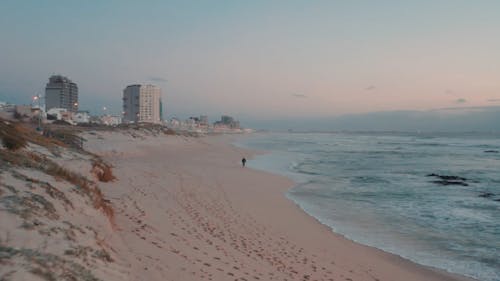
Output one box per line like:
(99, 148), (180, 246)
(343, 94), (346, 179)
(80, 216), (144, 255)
(80, 132), (474, 281)
(3, 1), (499, 280)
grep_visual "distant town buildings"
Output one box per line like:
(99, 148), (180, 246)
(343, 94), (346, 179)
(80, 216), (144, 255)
(167, 115), (245, 134)
(122, 84), (162, 124)
(199, 115), (209, 127)
(1, 77), (252, 132)
(214, 115), (240, 129)
(100, 115), (122, 126)
(45, 75), (79, 112)
(187, 115), (209, 128)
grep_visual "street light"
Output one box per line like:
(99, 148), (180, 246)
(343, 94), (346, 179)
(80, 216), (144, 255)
(32, 93), (42, 131)
(102, 106), (108, 116)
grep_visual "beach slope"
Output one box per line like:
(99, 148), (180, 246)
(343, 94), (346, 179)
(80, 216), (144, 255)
(84, 132), (472, 281)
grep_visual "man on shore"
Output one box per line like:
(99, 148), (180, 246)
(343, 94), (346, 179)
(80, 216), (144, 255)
(241, 158), (246, 167)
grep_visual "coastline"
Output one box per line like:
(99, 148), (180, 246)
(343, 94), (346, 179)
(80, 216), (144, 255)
(230, 135), (477, 281)
(83, 132), (473, 281)
(283, 181), (477, 281)
(1, 127), (476, 280)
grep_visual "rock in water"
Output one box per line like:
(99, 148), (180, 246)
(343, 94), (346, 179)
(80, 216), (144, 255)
(431, 180), (469, 186)
(427, 173), (469, 186)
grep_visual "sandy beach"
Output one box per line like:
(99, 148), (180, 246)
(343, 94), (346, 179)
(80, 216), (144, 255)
(4, 1), (500, 280)
(79, 132), (473, 281)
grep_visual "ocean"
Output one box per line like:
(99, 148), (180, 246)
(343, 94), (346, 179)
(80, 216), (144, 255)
(236, 132), (500, 281)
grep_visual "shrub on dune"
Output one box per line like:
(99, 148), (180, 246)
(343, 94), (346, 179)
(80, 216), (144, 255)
(0, 121), (28, 151)
(91, 160), (116, 182)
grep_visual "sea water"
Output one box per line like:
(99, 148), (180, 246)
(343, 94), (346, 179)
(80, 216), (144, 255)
(236, 132), (500, 281)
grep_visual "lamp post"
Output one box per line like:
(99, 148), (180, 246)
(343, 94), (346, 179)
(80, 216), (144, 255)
(32, 93), (42, 131)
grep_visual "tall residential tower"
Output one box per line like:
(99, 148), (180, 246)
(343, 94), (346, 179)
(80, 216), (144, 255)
(122, 84), (162, 124)
(45, 75), (79, 112)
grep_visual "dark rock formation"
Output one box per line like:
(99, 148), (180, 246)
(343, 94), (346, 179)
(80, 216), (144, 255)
(427, 173), (468, 186)
(431, 180), (469, 186)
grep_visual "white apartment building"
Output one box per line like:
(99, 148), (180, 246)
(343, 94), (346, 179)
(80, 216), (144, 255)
(122, 84), (162, 124)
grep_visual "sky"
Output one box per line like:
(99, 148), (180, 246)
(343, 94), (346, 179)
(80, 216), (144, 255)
(1, 0), (500, 129)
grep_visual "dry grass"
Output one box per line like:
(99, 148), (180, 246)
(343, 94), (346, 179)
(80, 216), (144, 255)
(1, 133), (27, 150)
(0, 118), (116, 227)
(44, 161), (115, 226)
(164, 128), (177, 135)
(91, 160), (115, 182)
(44, 128), (85, 150)
(0, 121), (28, 151)
(0, 146), (115, 227)
(0, 118), (66, 151)
(0, 247), (101, 281)
(10, 170), (74, 209)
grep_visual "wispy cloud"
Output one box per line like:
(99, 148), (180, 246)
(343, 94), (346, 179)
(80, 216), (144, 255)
(149, 77), (168, 83)
(364, 85), (376, 91)
(292, 93), (307, 98)
(487, 98), (500, 102)
(455, 98), (467, 104)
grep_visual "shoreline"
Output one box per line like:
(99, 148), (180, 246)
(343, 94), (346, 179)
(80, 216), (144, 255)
(84, 132), (475, 281)
(230, 136), (476, 281)
(283, 189), (476, 281)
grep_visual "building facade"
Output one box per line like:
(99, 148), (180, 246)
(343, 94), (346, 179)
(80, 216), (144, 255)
(122, 84), (162, 123)
(45, 75), (79, 112)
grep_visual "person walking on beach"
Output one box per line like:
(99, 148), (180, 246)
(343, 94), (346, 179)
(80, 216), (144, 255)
(241, 157), (247, 167)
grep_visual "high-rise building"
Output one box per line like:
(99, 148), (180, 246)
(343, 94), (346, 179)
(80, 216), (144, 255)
(122, 84), (162, 123)
(45, 75), (79, 112)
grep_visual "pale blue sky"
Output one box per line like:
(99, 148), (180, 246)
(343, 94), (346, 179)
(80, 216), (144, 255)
(1, 0), (500, 126)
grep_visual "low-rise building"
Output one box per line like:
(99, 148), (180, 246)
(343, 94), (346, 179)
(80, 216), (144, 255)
(15, 105), (35, 118)
(100, 115), (122, 126)
(47, 108), (72, 122)
(73, 111), (90, 124)
(168, 118), (180, 127)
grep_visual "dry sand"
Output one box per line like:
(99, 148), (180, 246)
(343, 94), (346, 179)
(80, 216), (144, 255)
(81, 132), (473, 281)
